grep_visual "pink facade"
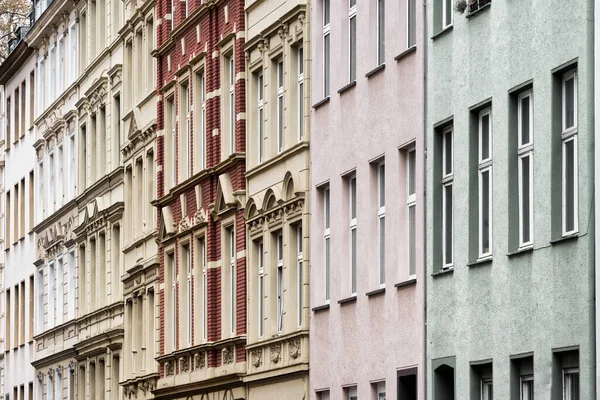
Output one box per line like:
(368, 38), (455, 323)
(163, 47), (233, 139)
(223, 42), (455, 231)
(309, 0), (425, 398)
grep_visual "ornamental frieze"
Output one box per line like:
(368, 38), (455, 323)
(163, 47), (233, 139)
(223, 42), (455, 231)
(251, 348), (262, 368)
(222, 346), (234, 364)
(194, 352), (206, 370)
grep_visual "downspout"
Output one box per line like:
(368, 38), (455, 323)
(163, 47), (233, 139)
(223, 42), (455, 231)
(422, 0), (428, 399)
(594, 0), (599, 395)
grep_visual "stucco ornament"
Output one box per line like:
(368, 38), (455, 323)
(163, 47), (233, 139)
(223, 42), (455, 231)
(165, 360), (174, 376)
(37, 371), (44, 381)
(223, 346), (234, 364)
(251, 348), (263, 367)
(269, 343), (282, 364)
(180, 356), (190, 372)
(68, 361), (76, 371)
(47, 367), (55, 378)
(289, 338), (301, 359)
(194, 352), (206, 369)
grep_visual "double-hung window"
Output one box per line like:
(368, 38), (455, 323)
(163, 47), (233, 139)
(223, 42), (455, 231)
(562, 70), (578, 236)
(442, 127), (453, 269)
(478, 109), (492, 259)
(442, 0), (452, 29)
(518, 91), (534, 248)
(377, 0), (385, 65)
(229, 56), (235, 154)
(521, 375), (533, 400)
(407, 148), (417, 277)
(229, 228), (236, 335)
(348, 0), (357, 82)
(481, 379), (493, 400)
(297, 47), (304, 141)
(324, 187), (331, 302)
(277, 60), (284, 153)
(257, 240), (264, 338)
(377, 162), (385, 286)
(323, 0), (330, 97)
(563, 368), (579, 400)
(349, 175), (357, 294)
(296, 224), (303, 328)
(276, 232), (284, 333)
(257, 72), (264, 163)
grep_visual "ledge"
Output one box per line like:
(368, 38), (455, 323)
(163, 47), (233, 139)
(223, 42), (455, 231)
(338, 80), (356, 95)
(311, 304), (330, 313)
(467, 257), (493, 268)
(395, 278), (417, 289)
(312, 96), (330, 110)
(550, 233), (579, 245)
(507, 246), (534, 258)
(365, 287), (385, 297)
(337, 295), (357, 305)
(431, 25), (453, 41)
(395, 46), (417, 62)
(466, 2), (491, 18)
(365, 64), (385, 79)
(432, 268), (454, 278)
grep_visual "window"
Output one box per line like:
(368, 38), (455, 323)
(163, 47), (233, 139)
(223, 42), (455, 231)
(6, 95), (10, 149)
(276, 231), (283, 333)
(68, 250), (75, 319)
(48, 261), (55, 328)
(181, 83), (191, 179)
(170, 0), (174, 29)
(14, 87), (19, 140)
(317, 390), (330, 400)
(323, 0), (330, 97)
(478, 109), (492, 258)
(518, 91), (533, 248)
(29, 71), (35, 126)
(228, 228), (236, 335)
(323, 186), (331, 302)
(29, 275), (34, 341)
(19, 178), (25, 238)
(296, 224), (303, 328)
(167, 97), (176, 187)
(297, 47), (304, 141)
(442, 126), (453, 269)
(406, 148), (417, 277)
(521, 375), (533, 400)
(471, 361), (492, 400)
(348, 0), (356, 82)
(563, 368), (579, 400)
(349, 175), (357, 294)
(57, 144), (63, 208)
(257, 240), (264, 338)
(13, 184), (18, 242)
(228, 56), (235, 155)
(407, 0), (416, 47)
(5, 191), (10, 248)
(345, 386), (358, 400)
(257, 71), (264, 163)
(397, 367), (418, 400)
(5, 289), (10, 348)
(67, 133), (74, 200)
(199, 238), (207, 342)
(114, 95), (121, 166)
(481, 379), (492, 400)
(167, 252), (176, 350)
(562, 70), (578, 235)
(29, 171), (34, 232)
(277, 60), (284, 153)
(433, 359), (455, 400)
(185, 0), (189, 17)
(68, 23), (77, 86)
(183, 244), (191, 345)
(56, 257), (63, 325)
(377, 0), (384, 65)
(199, 72), (206, 170)
(37, 269), (43, 334)
(377, 162), (385, 286)
(373, 381), (386, 400)
(511, 355), (533, 400)
(442, 0), (452, 29)
(553, 348), (579, 400)
(57, 35), (64, 95)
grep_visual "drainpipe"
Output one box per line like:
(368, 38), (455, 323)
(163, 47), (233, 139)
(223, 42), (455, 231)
(594, 0), (599, 395)
(422, 0), (428, 399)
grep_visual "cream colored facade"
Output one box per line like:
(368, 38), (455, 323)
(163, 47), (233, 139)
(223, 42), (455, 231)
(244, 0), (310, 398)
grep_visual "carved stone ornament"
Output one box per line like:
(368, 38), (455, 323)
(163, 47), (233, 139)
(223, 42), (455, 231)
(251, 348), (263, 368)
(194, 352), (206, 370)
(139, 381), (148, 395)
(68, 361), (76, 371)
(165, 361), (174, 376)
(269, 343), (282, 364)
(180, 356), (190, 372)
(37, 371), (44, 381)
(125, 383), (137, 399)
(222, 346), (234, 364)
(148, 378), (157, 391)
(47, 367), (55, 378)
(193, 208), (207, 225)
(289, 338), (301, 359)
(56, 365), (63, 376)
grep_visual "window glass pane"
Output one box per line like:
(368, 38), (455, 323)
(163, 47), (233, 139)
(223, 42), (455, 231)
(481, 169), (490, 254)
(408, 0), (416, 47)
(444, 184), (453, 264)
(379, 164), (385, 207)
(409, 205), (416, 276)
(324, 34), (330, 96)
(323, 0), (330, 25)
(521, 96), (530, 146)
(351, 229), (357, 293)
(444, 0), (452, 26)
(349, 16), (356, 82)
(277, 62), (283, 87)
(565, 138), (576, 232)
(565, 77), (575, 130)
(299, 81), (304, 139)
(521, 155), (531, 243)
(481, 113), (490, 160)
(444, 130), (452, 175)
(566, 371), (579, 400)
(379, 217), (385, 284)
(350, 178), (356, 219)
(325, 189), (330, 229)
(258, 75), (263, 100)
(349, 0), (356, 8)
(408, 150), (416, 195)
(325, 237), (330, 300)
(299, 47), (304, 74)
(378, 0), (385, 64)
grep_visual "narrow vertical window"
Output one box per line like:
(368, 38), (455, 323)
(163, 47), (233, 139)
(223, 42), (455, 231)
(442, 126), (453, 269)
(323, 0), (330, 97)
(229, 228), (236, 335)
(296, 224), (303, 328)
(478, 108), (492, 259)
(407, 148), (417, 277)
(48, 261), (55, 328)
(562, 70), (578, 236)
(377, 0), (384, 65)
(277, 60), (284, 153)
(349, 175), (357, 294)
(184, 244), (191, 345)
(68, 250), (75, 319)
(182, 84), (191, 179)
(481, 379), (493, 400)
(377, 162), (385, 286)
(297, 47), (304, 141)
(257, 240), (264, 338)
(170, 0), (174, 29)
(518, 91), (534, 248)
(348, 0), (357, 82)
(200, 238), (207, 342)
(56, 257), (63, 325)
(229, 56), (235, 155)
(407, 0), (416, 48)
(169, 252), (176, 350)
(442, 0), (453, 29)
(200, 72), (206, 170)
(563, 368), (579, 400)
(276, 232), (283, 333)
(169, 98), (176, 186)
(257, 72), (264, 163)
(323, 187), (331, 302)
(521, 375), (533, 400)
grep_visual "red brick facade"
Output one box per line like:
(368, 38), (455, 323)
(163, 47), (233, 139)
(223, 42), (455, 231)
(154, 0), (246, 396)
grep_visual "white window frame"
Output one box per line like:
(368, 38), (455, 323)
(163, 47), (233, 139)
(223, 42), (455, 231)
(48, 150), (55, 214)
(442, 126), (453, 269)
(57, 34), (64, 95)
(169, 252), (176, 350)
(48, 261), (55, 328)
(520, 375), (533, 400)
(377, 161), (385, 287)
(518, 90), (534, 248)
(323, 0), (330, 97)
(297, 47), (304, 142)
(68, 132), (76, 200)
(56, 256), (63, 325)
(563, 367), (579, 400)
(375, 381), (386, 400)
(229, 56), (235, 155)
(68, 249), (75, 320)
(169, 98), (176, 186)
(442, 0), (453, 29)
(257, 240), (264, 338)
(377, 0), (384, 66)
(200, 72), (206, 170)
(276, 231), (283, 334)
(171, 0), (174, 29)
(183, 84), (191, 179)
(324, 187), (330, 303)
(478, 108), (493, 259)
(407, 147), (417, 278)
(185, 244), (191, 346)
(56, 142), (64, 208)
(68, 22), (77, 86)
(277, 60), (284, 154)
(229, 228), (236, 335)
(349, 175), (357, 295)
(296, 224), (303, 329)
(257, 71), (264, 163)
(348, 0), (356, 82)
(561, 70), (578, 236)
(481, 378), (492, 400)
(200, 238), (207, 342)
(347, 386), (358, 400)
(48, 44), (55, 105)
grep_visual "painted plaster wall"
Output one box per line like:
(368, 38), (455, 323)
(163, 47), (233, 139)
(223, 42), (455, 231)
(426, 0), (595, 399)
(309, 0), (425, 398)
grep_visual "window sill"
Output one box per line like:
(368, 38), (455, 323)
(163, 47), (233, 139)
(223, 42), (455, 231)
(431, 25), (453, 41)
(312, 96), (330, 110)
(337, 295), (357, 305)
(338, 80), (357, 95)
(467, 257), (493, 268)
(550, 233), (579, 245)
(365, 64), (385, 79)
(466, 2), (491, 18)
(366, 287), (385, 297)
(395, 46), (417, 62)
(395, 278), (417, 289)
(312, 303), (330, 313)
(432, 268), (454, 278)
(507, 246), (533, 258)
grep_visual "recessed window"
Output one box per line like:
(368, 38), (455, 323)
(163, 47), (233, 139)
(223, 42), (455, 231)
(228, 227), (236, 335)
(317, 390), (330, 400)
(442, 0), (452, 29)
(297, 47), (304, 141)
(296, 224), (303, 328)
(561, 70), (578, 236)
(511, 355), (533, 400)
(276, 231), (284, 333)
(349, 175), (357, 294)
(442, 126), (453, 269)
(257, 240), (264, 338)
(228, 56), (235, 155)
(406, 148), (417, 277)
(348, 0), (357, 82)
(477, 108), (492, 259)
(199, 71), (207, 170)
(398, 367), (417, 400)
(377, 162), (385, 286)
(199, 237), (207, 341)
(377, 0), (385, 65)
(277, 60), (284, 153)
(407, 0), (416, 48)
(372, 381), (386, 400)
(553, 348), (579, 400)
(323, 0), (331, 97)
(345, 385), (358, 400)
(323, 186), (331, 302)
(181, 83), (191, 179)
(518, 91), (534, 248)
(257, 71), (264, 163)
(563, 368), (579, 400)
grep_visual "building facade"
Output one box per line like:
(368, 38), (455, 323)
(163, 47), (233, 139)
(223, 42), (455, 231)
(309, 0), (425, 398)
(426, 0), (594, 399)
(0, 28), (38, 400)
(243, 0), (310, 399)
(153, 0), (247, 398)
